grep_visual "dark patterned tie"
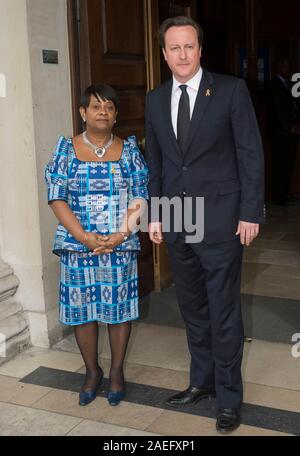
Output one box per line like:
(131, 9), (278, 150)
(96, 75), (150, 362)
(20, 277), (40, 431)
(177, 84), (190, 151)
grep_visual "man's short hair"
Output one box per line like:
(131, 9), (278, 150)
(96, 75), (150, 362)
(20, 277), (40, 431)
(159, 16), (203, 49)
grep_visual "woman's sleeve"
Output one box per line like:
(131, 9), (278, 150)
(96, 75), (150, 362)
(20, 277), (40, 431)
(127, 136), (149, 202)
(45, 136), (69, 203)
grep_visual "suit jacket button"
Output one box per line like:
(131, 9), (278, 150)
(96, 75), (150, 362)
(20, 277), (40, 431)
(182, 166), (188, 171)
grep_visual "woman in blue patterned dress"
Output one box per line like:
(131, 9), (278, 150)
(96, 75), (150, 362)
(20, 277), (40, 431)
(45, 84), (148, 407)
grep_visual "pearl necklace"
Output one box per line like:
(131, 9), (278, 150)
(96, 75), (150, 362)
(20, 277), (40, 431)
(82, 131), (114, 158)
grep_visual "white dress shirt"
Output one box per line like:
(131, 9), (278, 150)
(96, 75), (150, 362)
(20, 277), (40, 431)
(171, 66), (203, 138)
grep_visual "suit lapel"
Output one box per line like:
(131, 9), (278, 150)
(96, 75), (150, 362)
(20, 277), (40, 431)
(184, 69), (214, 153)
(160, 81), (182, 160)
(159, 70), (214, 159)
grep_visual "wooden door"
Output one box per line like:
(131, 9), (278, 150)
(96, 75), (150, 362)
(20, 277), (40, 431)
(152, 0), (198, 291)
(69, 0), (157, 297)
(67, 0), (198, 295)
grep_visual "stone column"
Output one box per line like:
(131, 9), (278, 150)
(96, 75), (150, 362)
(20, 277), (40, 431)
(0, 0), (73, 350)
(0, 256), (30, 366)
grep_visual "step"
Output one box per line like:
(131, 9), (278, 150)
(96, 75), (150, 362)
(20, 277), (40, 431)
(0, 266), (19, 302)
(0, 299), (23, 321)
(139, 286), (300, 344)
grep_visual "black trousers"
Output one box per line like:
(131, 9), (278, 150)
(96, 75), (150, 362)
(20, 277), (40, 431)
(167, 235), (244, 409)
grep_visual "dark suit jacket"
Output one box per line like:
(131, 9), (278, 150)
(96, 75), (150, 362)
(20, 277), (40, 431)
(145, 69), (265, 244)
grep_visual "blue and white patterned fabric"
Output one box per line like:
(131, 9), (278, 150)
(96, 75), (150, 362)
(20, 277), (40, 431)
(45, 135), (149, 255)
(45, 135), (148, 325)
(59, 250), (139, 325)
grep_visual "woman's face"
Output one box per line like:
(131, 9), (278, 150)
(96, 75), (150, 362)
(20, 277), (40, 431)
(81, 94), (117, 133)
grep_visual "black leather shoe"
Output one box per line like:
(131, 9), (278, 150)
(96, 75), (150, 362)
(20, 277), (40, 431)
(216, 408), (240, 433)
(166, 386), (216, 407)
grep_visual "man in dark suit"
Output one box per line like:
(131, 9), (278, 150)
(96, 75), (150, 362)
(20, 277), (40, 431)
(268, 59), (299, 205)
(145, 16), (265, 433)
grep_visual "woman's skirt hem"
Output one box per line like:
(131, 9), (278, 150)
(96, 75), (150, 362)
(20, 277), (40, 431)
(59, 315), (139, 326)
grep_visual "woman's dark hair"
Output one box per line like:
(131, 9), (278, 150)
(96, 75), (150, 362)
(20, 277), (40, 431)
(159, 16), (203, 49)
(80, 84), (119, 111)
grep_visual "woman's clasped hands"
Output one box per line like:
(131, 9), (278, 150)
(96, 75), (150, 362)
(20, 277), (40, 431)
(83, 232), (124, 255)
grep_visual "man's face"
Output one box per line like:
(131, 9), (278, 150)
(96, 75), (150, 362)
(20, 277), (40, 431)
(163, 25), (202, 83)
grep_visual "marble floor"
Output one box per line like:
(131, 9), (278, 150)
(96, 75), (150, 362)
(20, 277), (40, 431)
(0, 203), (299, 436)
